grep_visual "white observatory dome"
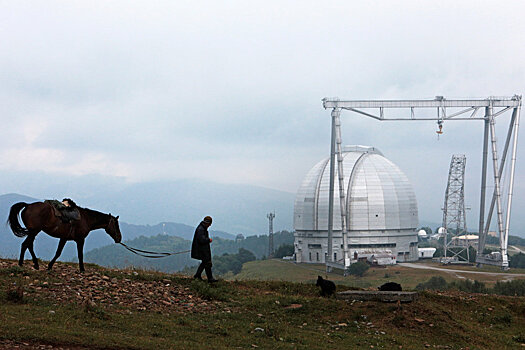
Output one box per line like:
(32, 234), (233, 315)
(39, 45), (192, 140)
(293, 145), (419, 263)
(294, 145), (418, 231)
(418, 229), (428, 238)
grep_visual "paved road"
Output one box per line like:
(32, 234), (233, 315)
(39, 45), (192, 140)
(400, 262), (525, 279)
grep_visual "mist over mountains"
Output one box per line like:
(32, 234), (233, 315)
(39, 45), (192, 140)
(0, 173), (295, 235)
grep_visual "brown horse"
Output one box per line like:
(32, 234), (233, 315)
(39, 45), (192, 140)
(7, 201), (122, 272)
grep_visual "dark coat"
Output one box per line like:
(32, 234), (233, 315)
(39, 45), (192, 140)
(191, 222), (211, 261)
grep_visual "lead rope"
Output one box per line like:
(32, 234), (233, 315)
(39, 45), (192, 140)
(119, 242), (191, 259)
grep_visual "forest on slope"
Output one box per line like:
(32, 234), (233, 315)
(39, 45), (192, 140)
(84, 230), (294, 273)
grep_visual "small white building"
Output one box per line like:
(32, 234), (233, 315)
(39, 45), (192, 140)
(418, 247), (437, 259)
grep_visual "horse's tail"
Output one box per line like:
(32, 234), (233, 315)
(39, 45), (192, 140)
(7, 202), (29, 237)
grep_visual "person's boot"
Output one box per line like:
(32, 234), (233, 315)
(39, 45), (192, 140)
(205, 265), (218, 283)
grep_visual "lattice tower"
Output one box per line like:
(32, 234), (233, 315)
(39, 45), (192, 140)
(442, 154), (469, 261)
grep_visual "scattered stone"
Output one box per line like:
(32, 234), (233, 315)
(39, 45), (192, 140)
(0, 260), (219, 314)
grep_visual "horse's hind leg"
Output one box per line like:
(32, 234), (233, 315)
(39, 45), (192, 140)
(18, 239), (28, 266)
(19, 234), (39, 270)
(48, 238), (67, 270)
(76, 238), (85, 272)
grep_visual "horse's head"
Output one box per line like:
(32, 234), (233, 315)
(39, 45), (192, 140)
(106, 214), (122, 243)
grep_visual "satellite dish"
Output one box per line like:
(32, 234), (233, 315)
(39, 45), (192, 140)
(438, 227), (446, 235)
(418, 229), (428, 238)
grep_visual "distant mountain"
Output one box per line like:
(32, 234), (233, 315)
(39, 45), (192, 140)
(0, 174), (295, 236)
(119, 222), (235, 242)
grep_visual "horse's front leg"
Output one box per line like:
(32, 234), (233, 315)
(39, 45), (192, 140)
(75, 238), (85, 272)
(48, 238), (67, 270)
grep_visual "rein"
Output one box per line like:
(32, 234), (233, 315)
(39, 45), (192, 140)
(119, 242), (191, 259)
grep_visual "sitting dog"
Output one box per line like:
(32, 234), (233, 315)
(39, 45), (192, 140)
(316, 275), (336, 297)
(378, 282), (402, 291)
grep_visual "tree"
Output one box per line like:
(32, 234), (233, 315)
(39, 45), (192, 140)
(348, 262), (369, 277)
(510, 252), (525, 268)
(273, 244), (294, 258)
(212, 248), (257, 276)
(237, 248), (256, 264)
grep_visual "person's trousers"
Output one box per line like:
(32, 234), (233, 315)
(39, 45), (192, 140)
(194, 259), (213, 280)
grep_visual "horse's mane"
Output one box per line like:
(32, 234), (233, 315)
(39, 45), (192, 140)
(78, 207), (110, 217)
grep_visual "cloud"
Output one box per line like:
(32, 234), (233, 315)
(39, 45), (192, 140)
(0, 0), (524, 232)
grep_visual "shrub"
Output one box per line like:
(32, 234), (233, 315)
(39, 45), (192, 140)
(449, 279), (487, 294)
(416, 276), (448, 291)
(347, 262), (369, 277)
(493, 279), (525, 296)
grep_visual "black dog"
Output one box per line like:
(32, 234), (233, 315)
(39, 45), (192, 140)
(316, 276), (336, 297)
(378, 282), (402, 291)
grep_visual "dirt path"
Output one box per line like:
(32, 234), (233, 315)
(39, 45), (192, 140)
(400, 262), (525, 281)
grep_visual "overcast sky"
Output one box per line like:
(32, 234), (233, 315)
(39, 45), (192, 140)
(1, 1), (524, 232)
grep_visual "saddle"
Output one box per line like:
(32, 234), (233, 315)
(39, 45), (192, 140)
(45, 199), (81, 223)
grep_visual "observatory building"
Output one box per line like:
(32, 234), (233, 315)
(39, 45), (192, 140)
(294, 145), (419, 264)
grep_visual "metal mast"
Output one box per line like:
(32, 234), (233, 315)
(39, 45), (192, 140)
(326, 107), (350, 272)
(322, 95), (522, 270)
(267, 212), (275, 258)
(441, 155), (469, 262)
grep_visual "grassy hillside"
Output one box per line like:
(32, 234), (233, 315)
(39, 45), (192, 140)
(233, 259), (525, 289)
(2, 258), (525, 349)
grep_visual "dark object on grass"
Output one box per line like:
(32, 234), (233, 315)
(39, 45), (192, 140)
(316, 275), (336, 296)
(378, 282), (402, 291)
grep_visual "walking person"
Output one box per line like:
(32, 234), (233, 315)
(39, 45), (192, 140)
(191, 216), (218, 283)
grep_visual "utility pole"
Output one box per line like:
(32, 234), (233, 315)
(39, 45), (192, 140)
(267, 212), (275, 258)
